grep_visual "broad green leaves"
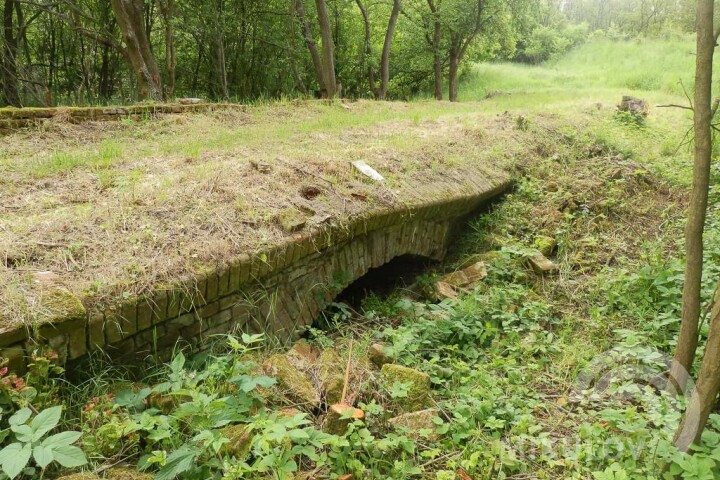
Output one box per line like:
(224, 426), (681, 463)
(0, 406), (86, 478)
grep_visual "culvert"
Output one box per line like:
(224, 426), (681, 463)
(0, 171), (511, 372)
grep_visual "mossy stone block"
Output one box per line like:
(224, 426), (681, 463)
(262, 354), (319, 407)
(381, 364), (431, 412)
(278, 208), (307, 233)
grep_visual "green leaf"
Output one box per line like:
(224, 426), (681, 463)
(51, 445), (87, 468)
(30, 407), (62, 440)
(1, 443), (31, 479)
(11, 425), (33, 443)
(8, 409), (31, 427)
(32, 445), (53, 469)
(155, 446), (197, 480)
(41, 431), (82, 448)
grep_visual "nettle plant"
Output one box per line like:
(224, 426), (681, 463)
(0, 406), (86, 479)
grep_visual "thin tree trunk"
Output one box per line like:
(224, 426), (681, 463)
(427, 0), (442, 100)
(354, 0), (375, 96)
(448, 49), (459, 102)
(669, 0), (715, 391)
(295, 0), (325, 94)
(315, 0), (336, 98)
(377, 0), (401, 100)
(2, 0), (20, 107)
(675, 285), (720, 452)
(158, 0), (175, 99)
(110, 0), (163, 101)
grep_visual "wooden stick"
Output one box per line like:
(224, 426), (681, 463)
(341, 339), (354, 404)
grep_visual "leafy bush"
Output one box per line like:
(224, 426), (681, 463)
(515, 23), (588, 64)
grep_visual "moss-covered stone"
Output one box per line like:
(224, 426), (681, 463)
(316, 349), (345, 404)
(221, 424), (254, 458)
(380, 364), (431, 412)
(105, 467), (154, 480)
(367, 343), (393, 368)
(278, 208), (307, 233)
(533, 236), (557, 257)
(56, 473), (100, 480)
(388, 408), (439, 440)
(262, 354), (319, 406)
(324, 404), (365, 435)
(38, 289), (86, 325)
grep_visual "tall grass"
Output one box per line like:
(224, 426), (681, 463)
(461, 37), (701, 101)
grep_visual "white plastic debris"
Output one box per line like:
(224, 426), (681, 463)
(351, 160), (385, 182)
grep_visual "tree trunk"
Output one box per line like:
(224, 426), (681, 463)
(377, 0), (401, 100)
(354, 0), (376, 96)
(158, 0), (175, 99)
(669, 0), (715, 392)
(110, 0), (163, 101)
(295, 0), (326, 95)
(2, 0), (20, 107)
(315, 0), (336, 98)
(426, 0), (442, 100)
(448, 50), (459, 102)
(675, 285), (720, 452)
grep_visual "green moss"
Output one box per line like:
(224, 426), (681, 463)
(38, 289), (86, 324)
(221, 424), (254, 458)
(105, 468), (153, 480)
(380, 364), (431, 412)
(533, 235), (557, 257)
(263, 354), (319, 406)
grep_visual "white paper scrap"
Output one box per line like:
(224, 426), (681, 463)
(351, 160), (385, 182)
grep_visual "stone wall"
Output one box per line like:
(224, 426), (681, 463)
(0, 174), (510, 372)
(0, 103), (243, 130)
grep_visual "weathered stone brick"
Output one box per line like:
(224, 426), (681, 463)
(137, 298), (153, 331)
(218, 267), (232, 297)
(105, 314), (123, 345)
(197, 301), (220, 319)
(206, 274), (220, 302)
(88, 314), (105, 351)
(150, 290), (169, 325)
(68, 325), (87, 359)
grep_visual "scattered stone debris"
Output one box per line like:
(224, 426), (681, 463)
(221, 424), (253, 458)
(440, 261), (488, 288)
(527, 253), (559, 275)
(262, 354), (320, 407)
(389, 408), (440, 440)
(533, 236), (557, 257)
(31, 271), (60, 286)
(249, 159), (272, 173)
(324, 403), (365, 435)
(317, 349), (345, 405)
(433, 261), (488, 300)
(434, 281), (459, 300)
(105, 467), (154, 480)
(618, 96), (649, 117)
(178, 98), (205, 105)
(368, 343), (393, 368)
(380, 364), (431, 412)
(277, 208), (307, 233)
(351, 160), (385, 181)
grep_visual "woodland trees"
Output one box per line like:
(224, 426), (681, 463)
(0, 0), (587, 106)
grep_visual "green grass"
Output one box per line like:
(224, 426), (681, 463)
(462, 37), (701, 101)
